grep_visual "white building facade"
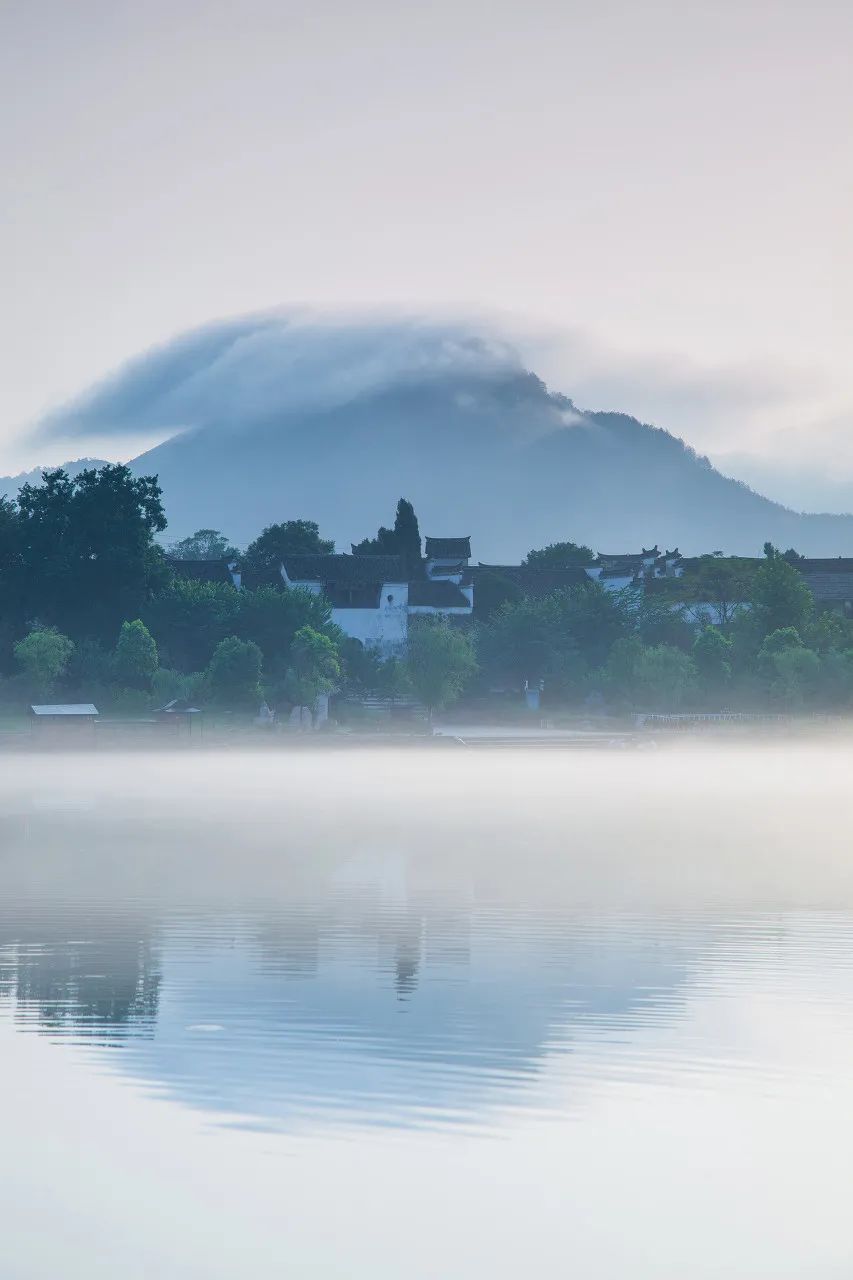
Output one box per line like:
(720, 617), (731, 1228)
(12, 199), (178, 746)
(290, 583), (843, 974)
(281, 540), (474, 656)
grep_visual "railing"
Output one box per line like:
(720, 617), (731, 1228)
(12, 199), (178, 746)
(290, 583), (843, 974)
(634, 711), (787, 728)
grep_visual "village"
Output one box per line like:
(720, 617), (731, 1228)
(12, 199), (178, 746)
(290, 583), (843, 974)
(4, 468), (853, 748)
(169, 536), (853, 652)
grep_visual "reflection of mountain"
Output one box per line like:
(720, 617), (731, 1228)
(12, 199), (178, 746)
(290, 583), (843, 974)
(0, 758), (735, 1132)
(0, 894), (700, 1131)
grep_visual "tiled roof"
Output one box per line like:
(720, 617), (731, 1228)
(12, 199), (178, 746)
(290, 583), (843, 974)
(31, 704), (99, 716)
(425, 537), (471, 559)
(474, 564), (589, 595)
(797, 559), (853, 573)
(154, 699), (202, 714)
(598, 550), (655, 565)
(600, 565), (639, 579)
(167, 557), (235, 584)
(240, 567), (284, 591)
(429, 561), (466, 577)
(800, 571), (853, 602)
(283, 553), (405, 584)
(408, 580), (471, 608)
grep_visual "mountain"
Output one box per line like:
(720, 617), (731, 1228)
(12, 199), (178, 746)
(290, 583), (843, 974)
(126, 370), (853, 559)
(0, 457), (109, 501)
(16, 312), (853, 558)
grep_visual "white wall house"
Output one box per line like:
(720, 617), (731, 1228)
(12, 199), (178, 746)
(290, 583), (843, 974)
(584, 547), (684, 592)
(281, 540), (474, 656)
(408, 579), (473, 616)
(281, 554), (409, 655)
(410, 536), (474, 617)
(424, 536), (471, 582)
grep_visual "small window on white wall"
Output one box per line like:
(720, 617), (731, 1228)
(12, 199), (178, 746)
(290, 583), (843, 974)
(387, 594), (393, 603)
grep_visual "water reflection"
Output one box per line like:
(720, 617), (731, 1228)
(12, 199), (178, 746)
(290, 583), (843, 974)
(2, 748), (853, 1135)
(0, 921), (160, 1040)
(0, 894), (705, 1129)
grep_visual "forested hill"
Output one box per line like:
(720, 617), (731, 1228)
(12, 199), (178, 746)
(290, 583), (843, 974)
(8, 363), (853, 559)
(120, 372), (853, 558)
(0, 458), (108, 501)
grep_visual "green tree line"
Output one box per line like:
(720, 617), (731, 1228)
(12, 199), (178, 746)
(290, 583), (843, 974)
(2, 464), (853, 720)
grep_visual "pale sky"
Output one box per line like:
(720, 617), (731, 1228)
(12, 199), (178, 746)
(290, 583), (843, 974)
(2, 0), (851, 503)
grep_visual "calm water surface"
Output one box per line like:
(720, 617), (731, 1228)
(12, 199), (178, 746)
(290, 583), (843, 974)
(2, 748), (853, 1278)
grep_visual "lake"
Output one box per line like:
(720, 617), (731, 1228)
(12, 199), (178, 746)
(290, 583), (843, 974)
(2, 746), (853, 1278)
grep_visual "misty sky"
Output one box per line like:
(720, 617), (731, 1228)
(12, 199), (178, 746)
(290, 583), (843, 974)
(2, 0), (851, 506)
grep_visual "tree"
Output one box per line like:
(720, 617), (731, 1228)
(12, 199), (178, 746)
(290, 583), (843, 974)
(113, 619), (159, 689)
(758, 542), (799, 563)
(633, 644), (697, 711)
(0, 495), (20, 579)
(351, 525), (398, 556)
(206, 637), (263, 709)
(283, 625), (342, 721)
(684, 555), (754, 626)
(692, 626), (732, 696)
(477, 583), (628, 699)
(552, 582), (630, 666)
(757, 626), (805, 663)
(142, 579), (241, 672)
(66, 637), (113, 692)
(603, 640), (697, 710)
(0, 497), (24, 670)
(143, 578), (336, 678)
(601, 637), (646, 705)
(353, 498), (423, 576)
(14, 626), (75, 698)
(807, 609), (851, 655)
(764, 542), (803, 566)
(13, 465), (167, 641)
(751, 554), (813, 636)
(815, 648), (853, 707)
(166, 529), (240, 560)
(392, 499), (422, 577)
(405, 618), (477, 720)
(337, 638), (407, 699)
(243, 521), (333, 575)
(523, 541), (595, 568)
(769, 645), (821, 709)
(755, 627), (822, 707)
(476, 595), (581, 694)
(472, 570), (522, 620)
(151, 667), (206, 706)
(632, 591), (694, 649)
(234, 586), (335, 681)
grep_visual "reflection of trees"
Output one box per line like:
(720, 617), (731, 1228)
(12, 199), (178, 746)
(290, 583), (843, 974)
(0, 889), (707, 1133)
(251, 899), (428, 999)
(253, 911), (321, 980)
(394, 940), (420, 998)
(0, 916), (160, 1040)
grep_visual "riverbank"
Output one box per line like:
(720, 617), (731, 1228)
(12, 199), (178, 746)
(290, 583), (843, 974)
(1, 712), (850, 752)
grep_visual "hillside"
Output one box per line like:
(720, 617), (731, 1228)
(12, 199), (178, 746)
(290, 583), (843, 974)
(125, 371), (853, 559)
(12, 312), (853, 559)
(0, 458), (108, 501)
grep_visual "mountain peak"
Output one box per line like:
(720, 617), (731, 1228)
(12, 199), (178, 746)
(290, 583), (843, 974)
(11, 313), (853, 557)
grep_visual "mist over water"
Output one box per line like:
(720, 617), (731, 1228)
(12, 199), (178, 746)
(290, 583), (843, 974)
(3, 747), (853, 1277)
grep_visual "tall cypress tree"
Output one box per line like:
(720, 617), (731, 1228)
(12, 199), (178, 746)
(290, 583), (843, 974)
(353, 498), (423, 579)
(394, 498), (422, 578)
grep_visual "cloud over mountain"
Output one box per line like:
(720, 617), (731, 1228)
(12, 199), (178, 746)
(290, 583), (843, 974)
(35, 311), (525, 444)
(19, 310), (853, 559)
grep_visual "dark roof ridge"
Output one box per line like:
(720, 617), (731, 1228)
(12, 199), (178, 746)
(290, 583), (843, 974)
(283, 551), (405, 584)
(425, 536), (472, 558)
